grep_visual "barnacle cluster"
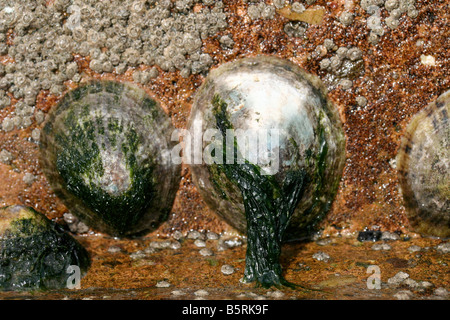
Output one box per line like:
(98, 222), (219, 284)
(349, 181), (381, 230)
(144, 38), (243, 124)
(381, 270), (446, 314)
(244, 0), (317, 38)
(317, 40), (365, 89)
(0, 0), (230, 134)
(360, 0), (418, 44)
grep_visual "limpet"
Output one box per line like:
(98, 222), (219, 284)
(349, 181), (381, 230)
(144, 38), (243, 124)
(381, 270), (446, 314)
(188, 56), (346, 287)
(40, 80), (181, 237)
(397, 90), (449, 238)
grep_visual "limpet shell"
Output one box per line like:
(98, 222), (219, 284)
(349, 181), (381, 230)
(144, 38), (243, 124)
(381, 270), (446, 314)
(40, 80), (181, 237)
(188, 56), (346, 240)
(397, 90), (450, 238)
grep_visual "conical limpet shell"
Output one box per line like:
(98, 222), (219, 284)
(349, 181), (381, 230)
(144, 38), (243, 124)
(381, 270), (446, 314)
(40, 80), (181, 237)
(397, 90), (449, 238)
(188, 56), (346, 287)
(189, 56), (346, 241)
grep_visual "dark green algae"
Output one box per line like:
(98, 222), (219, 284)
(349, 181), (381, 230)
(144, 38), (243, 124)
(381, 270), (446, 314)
(209, 95), (327, 288)
(40, 80), (181, 237)
(0, 206), (90, 291)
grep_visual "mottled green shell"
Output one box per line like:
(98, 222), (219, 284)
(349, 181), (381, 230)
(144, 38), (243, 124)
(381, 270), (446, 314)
(40, 80), (181, 237)
(188, 56), (346, 240)
(0, 205), (90, 291)
(397, 90), (449, 238)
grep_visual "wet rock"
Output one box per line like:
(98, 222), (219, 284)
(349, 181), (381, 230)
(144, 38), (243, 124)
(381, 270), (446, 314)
(0, 205), (90, 291)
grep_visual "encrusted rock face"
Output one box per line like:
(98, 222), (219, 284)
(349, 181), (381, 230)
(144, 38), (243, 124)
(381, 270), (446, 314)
(397, 90), (450, 238)
(40, 80), (181, 237)
(188, 56), (346, 287)
(189, 56), (346, 241)
(0, 205), (90, 291)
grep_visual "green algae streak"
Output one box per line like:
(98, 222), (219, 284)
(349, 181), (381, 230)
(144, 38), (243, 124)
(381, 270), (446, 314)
(210, 95), (309, 288)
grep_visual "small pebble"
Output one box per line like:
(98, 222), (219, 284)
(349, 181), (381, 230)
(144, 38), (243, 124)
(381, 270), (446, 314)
(149, 240), (172, 249)
(171, 290), (186, 296)
(187, 230), (204, 240)
(107, 246), (122, 254)
(199, 248), (214, 256)
(223, 238), (243, 248)
(194, 289), (209, 297)
(206, 231), (220, 240)
(170, 241), (181, 250)
(394, 290), (413, 300)
(172, 230), (183, 240)
(434, 287), (448, 297)
(356, 96), (368, 107)
(381, 231), (400, 241)
(435, 242), (450, 254)
(130, 250), (146, 260)
(404, 278), (419, 288)
(194, 239), (206, 248)
(217, 242), (229, 252)
(266, 290), (284, 299)
(156, 280), (171, 288)
(387, 271), (409, 286)
(407, 245), (422, 253)
(316, 238), (332, 246)
(221, 264), (235, 275)
(371, 243), (392, 251)
(312, 251), (330, 262)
